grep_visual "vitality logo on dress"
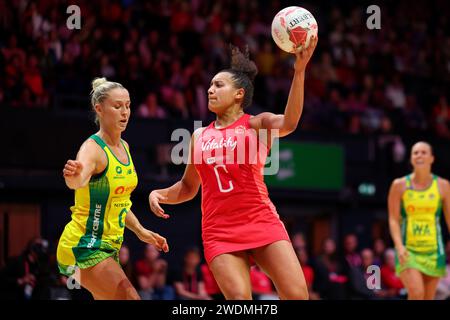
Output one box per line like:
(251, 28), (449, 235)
(201, 137), (237, 152)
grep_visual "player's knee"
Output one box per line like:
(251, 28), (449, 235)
(116, 278), (140, 300)
(124, 288), (141, 300)
(224, 288), (252, 300)
(227, 293), (252, 300)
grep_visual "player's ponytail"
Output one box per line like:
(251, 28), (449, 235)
(223, 45), (258, 109)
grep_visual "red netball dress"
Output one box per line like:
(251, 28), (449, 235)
(193, 113), (290, 264)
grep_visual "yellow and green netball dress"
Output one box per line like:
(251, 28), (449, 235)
(57, 135), (138, 276)
(396, 174), (446, 277)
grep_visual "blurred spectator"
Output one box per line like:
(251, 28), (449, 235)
(200, 263), (223, 300)
(380, 248), (406, 299)
(119, 244), (137, 288)
(169, 90), (190, 119)
(49, 276), (72, 300)
(345, 248), (379, 300)
(256, 40), (275, 76)
(100, 55), (116, 78)
(1, 35), (26, 66)
(136, 92), (167, 119)
(250, 265), (278, 300)
(23, 54), (47, 107)
(372, 238), (386, 267)
(385, 74), (406, 110)
(291, 232), (306, 251)
(296, 247), (320, 300)
(172, 247), (211, 300)
(402, 95), (427, 133)
(343, 234), (362, 268)
(0, 237), (51, 300)
(135, 244), (167, 299)
(313, 238), (348, 299)
(432, 95), (450, 139)
(151, 260), (176, 300)
(0, 0), (448, 142)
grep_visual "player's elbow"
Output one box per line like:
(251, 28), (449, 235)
(65, 177), (85, 190)
(65, 180), (78, 190)
(281, 122), (298, 136)
(180, 180), (200, 201)
(186, 184), (200, 201)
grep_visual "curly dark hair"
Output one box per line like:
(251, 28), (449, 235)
(221, 45), (258, 109)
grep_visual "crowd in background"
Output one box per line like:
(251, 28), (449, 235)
(1, 234), (449, 300)
(1, 0), (450, 138)
(1, 0), (450, 301)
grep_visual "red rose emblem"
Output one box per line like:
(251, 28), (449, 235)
(280, 17), (286, 29)
(288, 26), (308, 48)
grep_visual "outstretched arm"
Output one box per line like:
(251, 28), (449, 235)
(62, 139), (103, 190)
(249, 36), (317, 137)
(388, 178), (408, 265)
(149, 130), (202, 219)
(125, 210), (169, 252)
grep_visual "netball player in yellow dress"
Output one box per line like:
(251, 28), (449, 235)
(57, 78), (169, 299)
(388, 141), (450, 299)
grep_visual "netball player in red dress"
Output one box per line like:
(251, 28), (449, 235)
(149, 38), (317, 300)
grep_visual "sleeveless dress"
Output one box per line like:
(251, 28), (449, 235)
(57, 134), (138, 275)
(193, 114), (290, 264)
(396, 174), (446, 277)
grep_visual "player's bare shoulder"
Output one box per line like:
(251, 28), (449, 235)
(77, 137), (107, 171)
(437, 176), (450, 195)
(79, 137), (103, 156)
(193, 127), (206, 142)
(390, 176), (407, 195)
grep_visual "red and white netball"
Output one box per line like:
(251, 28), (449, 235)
(271, 6), (318, 53)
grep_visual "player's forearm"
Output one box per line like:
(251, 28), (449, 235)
(155, 180), (198, 204)
(389, 218), (404, 249)
(125, 210), (145, 236)
(282, 71), (305, 133)
(64, 175), (89, 190)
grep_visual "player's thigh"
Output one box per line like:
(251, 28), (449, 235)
(251, 240), (308, 300)
(422, 274), (440, 300)
(79, 257), (140, 300)
(209, 251), (252, 300)
(399, 268), (425, 299)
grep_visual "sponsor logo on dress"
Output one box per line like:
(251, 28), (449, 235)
(406, 204), (436, 214)
(87, 203), (102, 248)
(235, 125), (246, 134)
(201, 137), (237, 152)
(114, 185), (136, 194)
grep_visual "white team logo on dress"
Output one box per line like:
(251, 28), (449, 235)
(201, 137), (237, 152)
(170, 121), (280, 175)
(235, 125), (246, 134)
